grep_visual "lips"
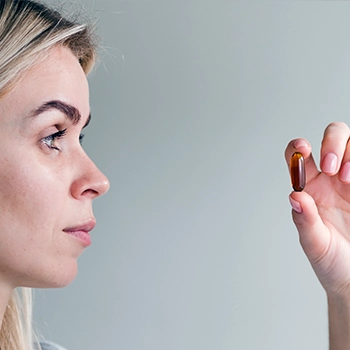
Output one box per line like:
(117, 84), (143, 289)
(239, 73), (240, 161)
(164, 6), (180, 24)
(63, 220), (96, 247)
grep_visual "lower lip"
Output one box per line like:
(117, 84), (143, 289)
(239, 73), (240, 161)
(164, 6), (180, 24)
(65, 230), (91, 247)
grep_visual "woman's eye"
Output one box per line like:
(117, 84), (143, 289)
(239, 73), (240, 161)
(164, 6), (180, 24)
(41, 128), (67, 151)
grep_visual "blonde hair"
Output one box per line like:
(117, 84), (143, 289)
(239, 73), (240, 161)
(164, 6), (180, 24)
(0, 0), (97, 349)
(0, 0), (96, 98)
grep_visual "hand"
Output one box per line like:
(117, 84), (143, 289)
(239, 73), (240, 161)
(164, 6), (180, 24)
(286, 122), (350, 297)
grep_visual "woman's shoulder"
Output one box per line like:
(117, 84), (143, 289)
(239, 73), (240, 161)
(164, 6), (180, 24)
(39, 340), (68, 350)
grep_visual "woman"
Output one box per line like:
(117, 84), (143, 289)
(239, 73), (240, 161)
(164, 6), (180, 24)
(286, 122), (350, 350)
(0, 0), (109, 349)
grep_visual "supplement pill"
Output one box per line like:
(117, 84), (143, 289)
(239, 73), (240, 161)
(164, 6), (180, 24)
(290, 152), (305, 192)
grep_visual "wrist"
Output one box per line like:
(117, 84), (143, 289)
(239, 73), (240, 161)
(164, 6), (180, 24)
(328, 293), (350, 350)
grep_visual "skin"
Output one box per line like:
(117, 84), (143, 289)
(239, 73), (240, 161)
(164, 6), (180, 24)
(285, 122), (350, 349)
(0, 45), (109, 324)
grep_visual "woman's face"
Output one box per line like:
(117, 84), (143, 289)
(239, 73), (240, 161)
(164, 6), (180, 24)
(0, 46), (109, 289)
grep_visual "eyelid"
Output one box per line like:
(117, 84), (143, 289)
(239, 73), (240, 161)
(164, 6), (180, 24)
(41, 128), (67, 151)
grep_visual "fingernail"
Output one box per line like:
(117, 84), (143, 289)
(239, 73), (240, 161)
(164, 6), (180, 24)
(340, 162), (350, 182)
(323, 153), (338, 174)
(289, 196), (302, 214)
(293, 139), (308, 149)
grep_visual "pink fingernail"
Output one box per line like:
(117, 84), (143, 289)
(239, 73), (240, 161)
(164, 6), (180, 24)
(340, 162), (350, 183)
(289, 196), (302, 213)
(323, 153), (338, 174)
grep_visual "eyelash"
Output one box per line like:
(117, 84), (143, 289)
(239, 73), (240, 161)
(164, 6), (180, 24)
(42, 129), (85, 151)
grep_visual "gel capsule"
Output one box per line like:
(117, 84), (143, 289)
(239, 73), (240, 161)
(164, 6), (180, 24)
(290, 152), (305, 192)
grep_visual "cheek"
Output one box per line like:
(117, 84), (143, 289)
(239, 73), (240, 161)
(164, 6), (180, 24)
(0, 158), (66, 234)
(0, 160), (78, 288)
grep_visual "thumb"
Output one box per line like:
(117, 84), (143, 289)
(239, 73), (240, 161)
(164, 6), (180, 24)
(289, 191), (331, 264)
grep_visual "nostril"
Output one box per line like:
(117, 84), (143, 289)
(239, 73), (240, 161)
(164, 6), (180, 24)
(76, 176), (109, 199)
(82, 188), (99, 197)
(70, 153), (109, 199)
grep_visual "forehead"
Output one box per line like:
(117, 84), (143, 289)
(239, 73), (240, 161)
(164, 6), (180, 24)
(0, 46), (90, 123)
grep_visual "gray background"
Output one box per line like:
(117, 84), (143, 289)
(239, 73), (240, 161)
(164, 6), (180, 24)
(33, 1), (350, 349)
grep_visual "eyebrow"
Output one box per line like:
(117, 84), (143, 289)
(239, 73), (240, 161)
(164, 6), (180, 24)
(29, 100), (91, 128)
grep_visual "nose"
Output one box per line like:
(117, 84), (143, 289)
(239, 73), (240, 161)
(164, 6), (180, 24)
(70, 153), (110, 200)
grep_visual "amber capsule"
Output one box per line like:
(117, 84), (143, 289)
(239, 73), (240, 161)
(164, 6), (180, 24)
(290, 152), (305, 192)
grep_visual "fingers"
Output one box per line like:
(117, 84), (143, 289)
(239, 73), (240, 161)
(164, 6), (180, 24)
(286, 122), (350, 184)
(289, 191), (331, 266)
(321, 122), (350, 178)
(285, 138), (319, 183)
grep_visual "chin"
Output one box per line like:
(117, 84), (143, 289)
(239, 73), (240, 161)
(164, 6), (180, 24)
(49, 263), (79, 289)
